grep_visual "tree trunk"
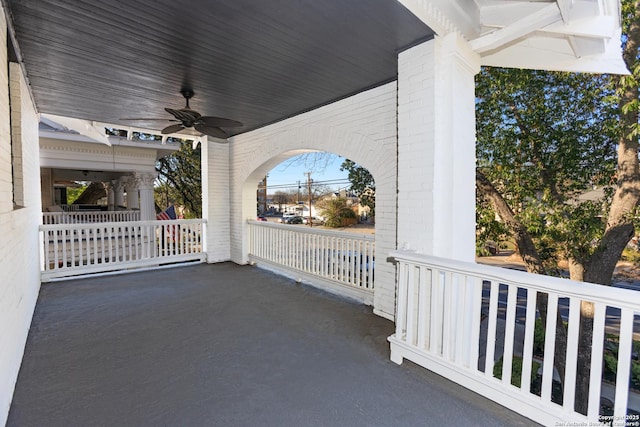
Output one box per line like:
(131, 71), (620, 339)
(476, 170), (545, 274)
(572, 2), (640, 414)
(477, 169), (567, 389)
(72, 182), (107, 205)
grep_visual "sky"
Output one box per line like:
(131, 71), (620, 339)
(266, 153), (351, 193)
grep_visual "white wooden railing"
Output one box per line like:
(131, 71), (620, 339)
(389, 250), (640, 426)
(40, 219), (206, 281)
(247, 220), (374, 303)
(43, 210), (140, 224)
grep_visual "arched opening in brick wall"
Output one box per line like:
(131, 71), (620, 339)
(255, 153), (374, 227)
(221, 83), (399, 318)
(230, 141), (396, 318)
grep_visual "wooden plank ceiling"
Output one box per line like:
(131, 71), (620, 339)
(5, 0), (434, 136)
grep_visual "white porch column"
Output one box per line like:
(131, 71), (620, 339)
(112, 179), (126, 210)
(123, 175), (140, 211)
(397, 34), (480, 262)
(201, 137), (231, 262)
(135, 172), (156, 221)
(40, 168), (54, 209)
(105, 182), (114, 211)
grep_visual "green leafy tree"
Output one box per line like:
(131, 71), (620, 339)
(318, 197), (356, 228)
(66, 184), (88, 204)
(340, 159), (375, 217)
(475, 0), (640, 413)
(155, 140), (201, 218)
(476, 68), (619, 272)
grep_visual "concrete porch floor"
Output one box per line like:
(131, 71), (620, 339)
(8, 263), (535, 426)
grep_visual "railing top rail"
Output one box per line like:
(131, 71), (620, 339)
(247, 219), (375, 241)
(40, 218), (206, 231)
(42, 211), (140, 217)
(391, 250), (640, 311)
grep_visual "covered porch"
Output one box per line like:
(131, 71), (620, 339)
(0, 0), (633, 426)
(7, 263), (532, 427)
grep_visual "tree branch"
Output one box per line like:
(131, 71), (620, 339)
(476, 169), (546, 274)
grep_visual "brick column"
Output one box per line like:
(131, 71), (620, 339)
(397, 34), (480, 261)
(201, 137), (231, 262)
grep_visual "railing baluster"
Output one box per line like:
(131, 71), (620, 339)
(406, 264), (417, 346)
(42, 230), (49, 271)
(417, 265), (429, 350)
(521, 288), (537, 394)
(502, 284), (518, 387)
(61, 229), (68, 268)
(442, 271), (454, 360)
(541, 293), (559, 402)
(430, 268), (443, 355)
(563, 297), (581, 411)
(89, 227), (95, 265)
(53, 230), (60, 269)
(455, 275), (470, 365)
(468, 276), (483, 370)
(613, 308), (634, 420)
(396, 260), (408, 340)
(133, 224), (139, 259)
(587, 301), (606, 420)
(484, 280), (499, 377)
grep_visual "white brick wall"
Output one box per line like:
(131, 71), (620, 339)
(202, 36), (481, 320)
(0, 49), (42, 427)
(208, 82), (399, 319)
(0, 23), (10, 213)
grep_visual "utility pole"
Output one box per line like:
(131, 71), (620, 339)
(305, 171), (313, 227)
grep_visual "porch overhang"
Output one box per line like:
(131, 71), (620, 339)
(400, 0), (628, 74)
(2, 0), (626, 142)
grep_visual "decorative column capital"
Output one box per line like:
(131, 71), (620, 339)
(120, 175), (137, 192)
(135, 172), (156, 190)
(112, 178), (126, 192)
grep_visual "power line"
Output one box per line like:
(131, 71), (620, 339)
(267, 178), (351, 190)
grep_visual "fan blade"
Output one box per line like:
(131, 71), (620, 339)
(194, 123), (228, 138)
(161, 124), (185, 134)
(165, 108), (200, 123)
(119, 118), (175, 121)
(198, 116), (243, 127)
(182, 108), (201, 119)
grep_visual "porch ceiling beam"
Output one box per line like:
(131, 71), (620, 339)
(482, 10), (613, 40)
(479, 3), (556, 28)
(540, 15), (615, 39)
(568, 35), (606, 57)
(470, 3), (561, 54)
(556, 0), (574, 22)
